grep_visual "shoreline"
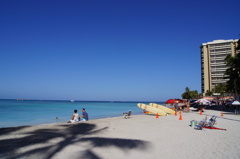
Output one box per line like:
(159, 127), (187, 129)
(0, 113), (143, 129)
(1, 110), (240, 159)
(0, 100), (145, 128)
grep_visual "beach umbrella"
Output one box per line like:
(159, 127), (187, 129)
(165, 99), (175, 104)
(165, 99), (183, 104)
(175, 99), (184, 103)
(232, 101), (240, 105)
(195, 99), (210, 104)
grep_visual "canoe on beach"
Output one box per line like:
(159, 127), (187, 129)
(149, 103), (175, 115)
(137, 103), (168, 116)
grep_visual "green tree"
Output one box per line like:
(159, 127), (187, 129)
(181, 87), (190, 99)
(198, 93), (203, 97)
(190, 90), (199, 99)
(236, 38), (240, 52)
(205, 90), (213, 96)
(212, 83), (226, 96)
(182, 87), (199, 99)
(224, 39), (240, 99)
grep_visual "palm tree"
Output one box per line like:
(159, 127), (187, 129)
(224, 39), (240, 100)
(182, 87), (199, 99)
(213, 83), (226, 96)
(205, 90), (213, 96)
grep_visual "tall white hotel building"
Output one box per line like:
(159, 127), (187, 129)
(200, 39), (238, 95)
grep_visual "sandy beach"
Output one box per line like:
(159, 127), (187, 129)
(1, 109), (240, 159)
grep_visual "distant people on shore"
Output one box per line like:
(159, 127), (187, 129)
(79, 108), (89, 122)
(68, 109), (79, 123)
(184, 100), (190, 112)
(174, 101), (179, 111)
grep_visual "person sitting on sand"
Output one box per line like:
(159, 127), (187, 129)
(68, 109), (79, 123)
(79, 108), (88, 121)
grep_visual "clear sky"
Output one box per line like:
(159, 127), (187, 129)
(0, 0), (239, 101)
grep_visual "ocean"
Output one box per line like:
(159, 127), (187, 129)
(0, 100), (164, 128)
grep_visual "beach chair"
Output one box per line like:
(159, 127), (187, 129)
(205, 115), (217, 127)
(194, 116), (208, 130)
(123, 110), (132, 119)
(195, 115), (225, 130)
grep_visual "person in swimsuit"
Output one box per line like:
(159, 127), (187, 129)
(68, 109), (79, 123)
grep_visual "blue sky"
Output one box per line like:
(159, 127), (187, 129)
(0, 0), (239, 101)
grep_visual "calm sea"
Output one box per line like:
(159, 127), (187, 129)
(0, 100), (164, 128)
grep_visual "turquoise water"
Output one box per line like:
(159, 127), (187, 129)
(0, 100), (163, 128)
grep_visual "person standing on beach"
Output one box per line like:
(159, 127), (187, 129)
(174, 101), (179, 111)
(185, 100), (190, 112)
(79, 108), (89, 121)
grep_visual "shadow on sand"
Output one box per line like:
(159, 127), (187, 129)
(0, 126), (30, 136)
(0, 123), (150, 159)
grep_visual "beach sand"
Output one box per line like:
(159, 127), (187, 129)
(0, 109), (240, 159)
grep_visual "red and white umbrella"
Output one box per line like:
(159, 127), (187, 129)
(195, 99), (210, 104)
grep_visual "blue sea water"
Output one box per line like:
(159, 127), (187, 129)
(0, 100), (163, 128)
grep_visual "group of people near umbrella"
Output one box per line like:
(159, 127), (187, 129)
(165, 98), (240, 114)
(165, 99), (191, 112)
